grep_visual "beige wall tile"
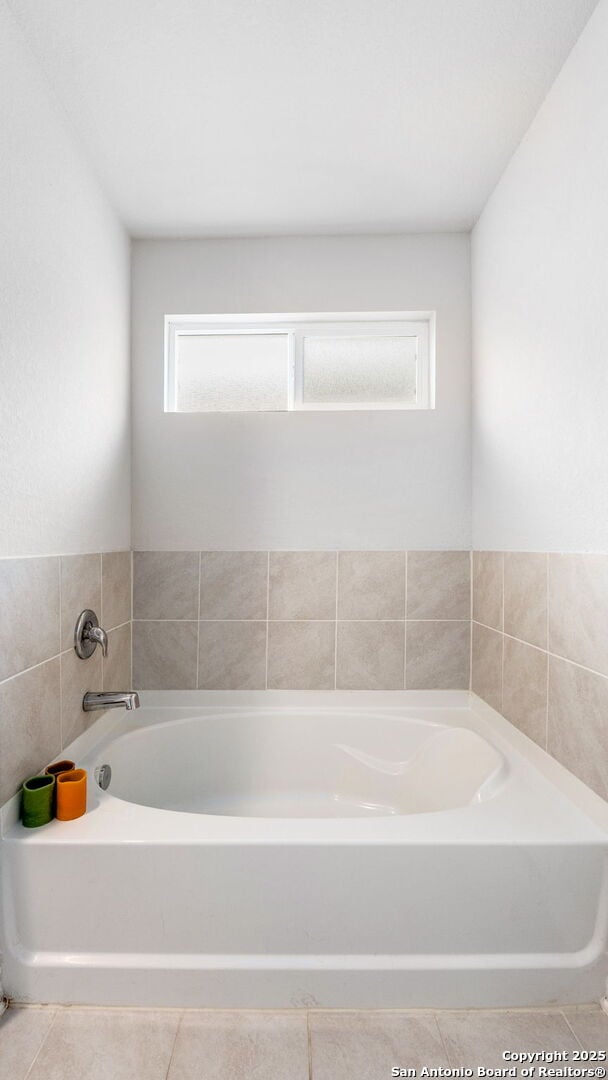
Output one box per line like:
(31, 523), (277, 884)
(60, 553), (101, 650)
(549, 553), (608, 675)
(168, 1012), (309, 1080)
(437, 1010), (578, 1068)
(61, 647), (102, 748)
(548, 656), (608, 799)
(0, 556), (60, 681)
(0, 658), (61, 804)
(133, 621), (198, 689)
(310, 1012), (449, 1078)
(269, 551), (336, 620)
(267, 621), (335, 689)
(471, 622), (503, 711)
(200, 551), (267, 620)
(337, 621), (405, 690)
(27, 1008), (179, 1080)
(504, 552), (547, 648)
(472, 551), (503, 631)
(199, 621), (266, 689)
(407, 551), (470, 620)
(103, 623), (132, 690)
(102, 551), (132, 629)
(133, 551), (199, 620)
(502, 636), (547, 747)
(338, 551), (405, 619)
(406, 621), (470, 689)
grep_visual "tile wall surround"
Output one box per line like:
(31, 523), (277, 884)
(0, 552), (132, 806)
(3, 546), (607, 810)
(131, 550), (472, 694)
(472, 551), (608, 801)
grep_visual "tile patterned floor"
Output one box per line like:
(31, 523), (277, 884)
(0, 1003), (606, 1080)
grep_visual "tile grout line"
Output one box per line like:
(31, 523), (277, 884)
(135, 618), (269, 623)
(500, 552), (505, 713)
(433, 1011), (454, 1068)
(102, 620), (131, 633)
(57, 556), (63, 654)
(129, 617), (471, 623)
(265, 552), (270, 690)
(471, 619), (608, 683)
(163, 1010), (185, 1080)
(500, 551), (505, 633)
(195, 552), (201, 690)
(403, 551), (408, 689)
(23, 1009), (59, 1080)
(306, 1010), (313, 1080)
(58, 558), (64, 749)
(130, 550), (134, 686)
(469, 550), (474, 692)
(0, 622), (135, 690)
(334, 552), (339, 690)
(544, 647), (550, 753)
(560, 1009), (586, 1051)
(99, 553), (105, 691)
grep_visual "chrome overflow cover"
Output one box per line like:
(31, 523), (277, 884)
(94, 764), (112, 791)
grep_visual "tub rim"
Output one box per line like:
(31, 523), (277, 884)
(2, 690), (607, 844)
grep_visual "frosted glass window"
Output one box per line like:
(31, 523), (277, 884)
(175, 333), (289, 412)
(302, 335), (417, 404)
(165, 314), (433, 411)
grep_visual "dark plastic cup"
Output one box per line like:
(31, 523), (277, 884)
(45, 759), (76, 778)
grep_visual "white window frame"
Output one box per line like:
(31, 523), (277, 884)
(164, 311), (435, 412)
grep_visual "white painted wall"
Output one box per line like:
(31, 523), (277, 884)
(472, 0), (608, 553)
(131, 234), (471, 550)
(0, 0), (130, 557)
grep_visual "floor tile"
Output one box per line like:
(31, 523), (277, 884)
(26, 1008), (179, 1080)
(6, 1004), (607, 1080)
(437, 1009), (579, 1067)
(0, 1007), (56, 1080)
(309, 1011), (449, 1079)
(167, 1011), (309, 1080)
(564, 1006), (608, 1051)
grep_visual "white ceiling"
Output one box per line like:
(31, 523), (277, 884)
(8, 0), (598, 237)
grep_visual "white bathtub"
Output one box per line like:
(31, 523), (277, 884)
(1, 690), (607, 1008)
(100, 709), (507, 817)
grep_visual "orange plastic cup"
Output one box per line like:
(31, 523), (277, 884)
(56, 769), (87, 821)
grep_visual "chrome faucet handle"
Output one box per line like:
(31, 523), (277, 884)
(85, 623), (108, 657)
(74, 610), (108, 659)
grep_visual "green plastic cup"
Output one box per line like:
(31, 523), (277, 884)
(21, 774), (55, 828)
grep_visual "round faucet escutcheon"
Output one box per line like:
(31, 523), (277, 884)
(94, 764), (112, 791)
(74, 610), (108, 658)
